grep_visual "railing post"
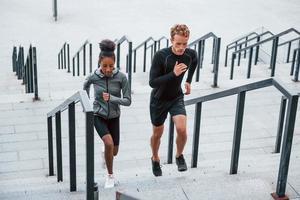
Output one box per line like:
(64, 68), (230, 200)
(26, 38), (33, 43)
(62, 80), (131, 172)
(200, 40), (205, 69)
(67, 44), (70, 72)
(77, 53), (80, 76)
(60, 49), (63, 70)
(69, 102), (77, 192)
(237, 44), (242, 66)
(270, 37), (279, 77)
(89, 43), (92, 73)
(126, 54), (129, 73)
(230, 53), (236, 80)
(47, 116), (54, 176)
(167, 117), (174, 164)
(21, 47), (25, 81)
(254, 36), (260, 65)
(230, 91), (246, 174)
(211, 38), (216, 64)
(53, 0), (58, 21)
(191, 102), (202, 168)
(58, 54), (60, 69)
(272, 95), (298, 199)
(12, 47), (17, 72)
(290, 49), (297, 76)
(63, 44), (66, 69)
(244, 36), (248, 58)
(150, 45), (154, 64)
(32, 47), (39, 100)
(128, 42), (133, 92)
(133, 50), (136, 73)
(86, 112), (94, 200)
(83, 44), (86, 76)
(292, 49), (300, 82)
(286, 42), (291, 63)
(25, 55), (30, 93)
(196, 41), (202, 82)
(274, 96), (287, 153)
(225, 47), (228, 67)
(212, 38), (221, 88)
(72, 57), (75, 76)
(154, 41), (158, 54)
(247, 47), (253, 79)
(28, 46), (33, 93)
(158, 40), (161, 50)
(117, 43), (121, 69)
(23, 57), (27, 85)
(16, 48), (19, 77)
(55, 111), (63, 182)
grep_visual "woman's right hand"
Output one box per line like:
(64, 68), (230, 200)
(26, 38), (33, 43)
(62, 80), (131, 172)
(102, 92), (110, 102)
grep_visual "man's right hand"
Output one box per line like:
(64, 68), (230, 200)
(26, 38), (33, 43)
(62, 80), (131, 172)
(173, 61), (187, 76)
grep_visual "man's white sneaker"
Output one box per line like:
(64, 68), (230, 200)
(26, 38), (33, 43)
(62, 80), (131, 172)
(104, 174), (115, 189)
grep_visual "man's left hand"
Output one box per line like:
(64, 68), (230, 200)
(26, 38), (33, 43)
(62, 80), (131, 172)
(185, 82), (191, 95)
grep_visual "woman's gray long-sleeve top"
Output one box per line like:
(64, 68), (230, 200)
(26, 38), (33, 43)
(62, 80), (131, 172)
(83, 68), (131, 119)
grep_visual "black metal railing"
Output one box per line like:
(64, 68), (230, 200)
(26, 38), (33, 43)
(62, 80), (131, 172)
(156, 36), (169, 51)
(12, 45), (39, 100)
(132, 36), (169, 73)
(278, 37), (300, 63)
(225, 30), (274, 67)
(52, 0), (58, 21)
(188, 32), (221, 87)
(290, 47), (300, 81)
(133, 37), (155, 73)
(230, 28), (300, 80)
(12, 46), (24, 80)
(116, 36), (133, 90)
(72, 40), (93, 76)
(167, 78), (298, 199)
(47, 90), (95, 200)
(58, 42), (70, 72)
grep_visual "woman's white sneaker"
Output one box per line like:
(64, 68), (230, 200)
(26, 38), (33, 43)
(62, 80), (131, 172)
(104, 174), (115, 189)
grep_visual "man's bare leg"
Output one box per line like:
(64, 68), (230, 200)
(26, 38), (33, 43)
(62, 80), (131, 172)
(150, 125), (164, 161)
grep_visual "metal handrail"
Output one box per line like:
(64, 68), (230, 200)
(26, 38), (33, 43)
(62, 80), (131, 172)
(133, 37), (154, 51)
(12, 45), (39, 100)
(225, 31), (274, 67)
(233, 28), (300, 54)
(230, 28), (300, 79)
(227, 32), (259, 48)
(227, 31), (274, 51)
(47, 90), (95, 200)
(132, 36), (168, 73)
(278, 37), (300, 47)
(188, 32), (218, 47)
(73, 40), (89, 58)
(290, 48), (300, 81)
(58, 42), (70, 72)
(188, 32), (221, 87)
(167, 78), (298, 199)
(132, 37), (155, 73)
(71, 40), (93, 76)
(116, 35), (133, 91)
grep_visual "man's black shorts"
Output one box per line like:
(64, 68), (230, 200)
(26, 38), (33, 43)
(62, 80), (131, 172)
(94, 116), (120, 146)
(150, 96), (186, 126)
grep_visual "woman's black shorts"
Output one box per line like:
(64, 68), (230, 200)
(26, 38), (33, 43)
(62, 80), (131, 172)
(94, 116), (120, 146)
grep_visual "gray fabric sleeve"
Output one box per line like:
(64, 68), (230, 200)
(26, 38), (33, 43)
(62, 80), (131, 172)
(83, 74), (93, 97)
(109, 75), (131, 106)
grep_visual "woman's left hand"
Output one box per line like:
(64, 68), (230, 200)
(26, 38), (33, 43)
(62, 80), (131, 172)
(102, 92), (110, 101)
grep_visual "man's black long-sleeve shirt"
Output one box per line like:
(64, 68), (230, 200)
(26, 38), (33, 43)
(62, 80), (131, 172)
(149, 47), (198, 100)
